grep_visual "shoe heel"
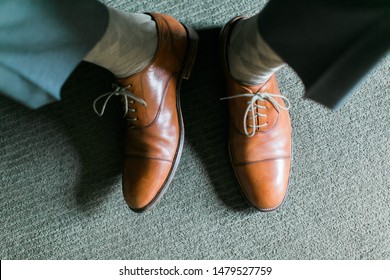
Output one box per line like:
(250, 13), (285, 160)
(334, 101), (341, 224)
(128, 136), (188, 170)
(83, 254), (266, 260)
(181, 25), (199, 80)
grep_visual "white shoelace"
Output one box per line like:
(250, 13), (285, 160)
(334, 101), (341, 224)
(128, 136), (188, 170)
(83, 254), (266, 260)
(93, 84), (147, 120)
(221, 92), (290, 137)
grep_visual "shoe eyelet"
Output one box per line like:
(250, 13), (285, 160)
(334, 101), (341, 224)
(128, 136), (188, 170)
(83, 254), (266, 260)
(125, 117), (138, 122)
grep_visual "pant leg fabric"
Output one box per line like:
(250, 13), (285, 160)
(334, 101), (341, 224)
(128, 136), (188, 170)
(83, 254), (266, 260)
(0, 0), (108, 108)
(257, 0), (390, 108)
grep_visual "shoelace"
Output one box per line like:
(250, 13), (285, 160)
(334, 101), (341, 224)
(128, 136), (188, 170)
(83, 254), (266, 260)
(93, 84), (147, 121)
(221, 92), (290, 137)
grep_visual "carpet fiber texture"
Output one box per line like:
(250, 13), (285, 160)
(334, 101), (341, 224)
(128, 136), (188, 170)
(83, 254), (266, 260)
(1, 0), (389, 259)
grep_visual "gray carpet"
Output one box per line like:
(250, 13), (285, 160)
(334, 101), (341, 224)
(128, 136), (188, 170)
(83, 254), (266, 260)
(1, 0), (389, 260)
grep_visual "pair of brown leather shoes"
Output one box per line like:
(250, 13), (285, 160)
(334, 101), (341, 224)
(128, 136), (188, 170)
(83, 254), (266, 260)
(95, 13), (291, 212)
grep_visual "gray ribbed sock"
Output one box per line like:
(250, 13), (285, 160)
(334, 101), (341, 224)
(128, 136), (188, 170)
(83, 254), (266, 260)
(228, 14), (285, 85)
(84, 7), (158, 78)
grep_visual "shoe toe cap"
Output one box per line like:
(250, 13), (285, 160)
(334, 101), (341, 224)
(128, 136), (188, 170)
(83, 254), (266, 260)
(122, 157), (173, 212)
(234, 158), (290, 211)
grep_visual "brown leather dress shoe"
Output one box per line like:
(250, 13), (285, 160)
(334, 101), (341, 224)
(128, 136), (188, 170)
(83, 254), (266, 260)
(94, 13), (198, 212)
(220, 16), (292, 212)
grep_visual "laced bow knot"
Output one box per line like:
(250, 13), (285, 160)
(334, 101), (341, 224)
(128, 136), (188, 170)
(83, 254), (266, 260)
(221, 91), (290, 137)
(93, 84), (147, 119)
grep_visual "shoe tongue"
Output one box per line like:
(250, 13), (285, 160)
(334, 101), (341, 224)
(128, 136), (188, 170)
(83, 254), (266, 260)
(116, 77), (150, 128)
(253, 98), (279, 133)
(117, 75), (132, 88)
(232, 85), (277, 135)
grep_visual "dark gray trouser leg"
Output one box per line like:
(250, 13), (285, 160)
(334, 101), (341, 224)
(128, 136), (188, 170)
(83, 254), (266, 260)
(257, 0), (390, 108)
